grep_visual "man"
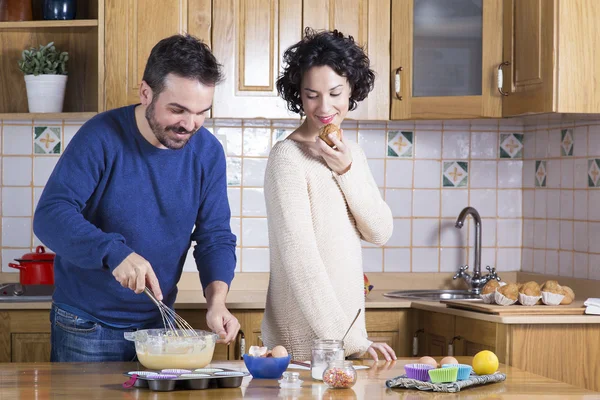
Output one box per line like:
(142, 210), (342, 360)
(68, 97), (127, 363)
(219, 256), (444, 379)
(33, 34), (240, 362)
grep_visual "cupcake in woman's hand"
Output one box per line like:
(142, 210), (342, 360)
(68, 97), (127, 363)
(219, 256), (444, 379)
(318, 123), (341, 147)
(518, 281), (542, 306)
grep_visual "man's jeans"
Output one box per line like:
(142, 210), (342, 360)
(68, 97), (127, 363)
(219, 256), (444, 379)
(50, 304), (139, 362)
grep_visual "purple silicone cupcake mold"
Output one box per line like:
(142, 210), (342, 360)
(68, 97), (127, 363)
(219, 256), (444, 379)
(404, 363), (435, 381)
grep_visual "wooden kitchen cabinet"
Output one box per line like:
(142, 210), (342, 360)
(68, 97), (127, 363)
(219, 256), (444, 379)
(0, 310), (51, 363)
(453, 316), (497, 357)
(416, 311), (455, 357)
(104, 0), (212, 110)
(211, 0), (390, 119)
(390, 0), (503, 119)
(501, 0), (600, 115)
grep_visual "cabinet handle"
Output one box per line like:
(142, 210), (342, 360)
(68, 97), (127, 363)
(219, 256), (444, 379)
(394, 67), (403, 100)
(497, 61), (510, 96)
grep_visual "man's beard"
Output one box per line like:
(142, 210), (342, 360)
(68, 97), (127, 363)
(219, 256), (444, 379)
(145, 101), (196, 150)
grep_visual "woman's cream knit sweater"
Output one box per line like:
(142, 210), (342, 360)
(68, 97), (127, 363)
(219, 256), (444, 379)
(261, 139), (393, 361)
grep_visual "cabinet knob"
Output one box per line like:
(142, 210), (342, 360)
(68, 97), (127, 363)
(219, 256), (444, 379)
(497, 62), (510, 96)
(394, 67), (403, 100)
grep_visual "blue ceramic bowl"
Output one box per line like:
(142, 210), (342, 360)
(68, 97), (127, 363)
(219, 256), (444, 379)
(243, 354), (291, 379)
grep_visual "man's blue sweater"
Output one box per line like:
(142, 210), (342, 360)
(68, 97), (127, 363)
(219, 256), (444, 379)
(33, 105), (237, 327)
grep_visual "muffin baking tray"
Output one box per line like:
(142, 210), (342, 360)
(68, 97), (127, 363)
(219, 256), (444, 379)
(122, 368), (249, 392)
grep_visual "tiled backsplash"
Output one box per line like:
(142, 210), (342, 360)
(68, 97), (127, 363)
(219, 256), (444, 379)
(521, 120), (600, 280)
(1, 116), (528, 278)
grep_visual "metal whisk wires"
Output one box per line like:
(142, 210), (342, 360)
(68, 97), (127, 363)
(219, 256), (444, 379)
(144, 287), (198, 337)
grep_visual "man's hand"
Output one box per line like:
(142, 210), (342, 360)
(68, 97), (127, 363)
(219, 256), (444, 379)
(205, 281), (240, 345)
(112, 252), (162, 301)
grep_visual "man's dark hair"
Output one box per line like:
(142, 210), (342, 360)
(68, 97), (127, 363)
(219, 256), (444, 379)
(276, 27), (375, 114)
(142, 34), (223, 96)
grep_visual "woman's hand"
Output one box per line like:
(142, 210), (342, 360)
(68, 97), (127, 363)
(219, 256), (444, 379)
(366, 342), (397, 362)
(315, 129), (353, 175)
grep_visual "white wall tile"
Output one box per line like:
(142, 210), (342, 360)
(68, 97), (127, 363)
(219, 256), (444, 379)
(588, 124), (600, 156)
(2, 125), (32, 155)
(588, 191), (600, 221)
(573, 222), (588, 252)
(412, 219), (439, 247)
(545, 250), (559, 275)
(546, 190), (560, 219)
(442, 131), (470, 159)
(521, 248), (534, 272)
(559, 251), (573, 277)
(242, 158), (267, 186)
(383, 248), (410, 272)
(3, 157), (32, 186)
(469, 161), (496, 188)
(2, 217), (31, 247)
(547, 129), (561, 157)
(560, 190), (574, 220)
(227, 188), (241, 216)
(534, 190), (547, 219)
(413, 190), (439, 217)
(533, 249), (546, 274)
(523, 219), (534, 248)
(362, 248), (383, 272)
(546, 220), (560, 249)
(522, 190), (534, 218)
(230, 218), (241, 245)
(358, 130), (385, 158)
(496, 248), (521, 272)
(439, 220), (467, 247)
(385, 189), (412, 217)
(33, 157), (59, 186)
(497, 190), (522, 217)
(63, 125), (81, 150)
(439, 247), (466, 272)
(243, 127), (270, 156)
(573, 158), (588, 189)
(522, 133), (535, 159)
(588, 222), (600, 253)
(367, 159), (385, 187)
(411, 248), (439, 272)
(241, 248), (270, 272)
(241, 218), (269, 246)
(413, 160), (440, 188)
(441, 189), (468, 217)
(545, 160), (560, 188)
(467, 247), (495, 272)
(534, 220), (547, 249)
(522, 160), (535, 188)
(497, 219), (522, 247)
(470, 132), (497, 159)
(415, 131), (441, 158)
(588, 255), (600, 280)
(387, 219), (411, 247)
(480, 218), (497, 247)
(573, 126), (588, 157)
(469, 189), (496, 218)
(242, 188), (266, 217)
(2, 187), (32, 217)
(535, 130), (549, 158)
(385, 159), (413, 188)
(573, 252), (588, 279)
(2, 248), (30, 272)
(498, 161), (522, 188)
(560, 159), (574, 189)
(560, 221), (573, 250)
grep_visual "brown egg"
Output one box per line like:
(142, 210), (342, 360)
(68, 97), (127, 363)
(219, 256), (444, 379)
(440, 356), (459, 366)
(271, 345), (288, 358)
(418, 356), (438, 368)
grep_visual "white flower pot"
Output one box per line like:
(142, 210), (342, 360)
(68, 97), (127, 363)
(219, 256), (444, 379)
(24, 74), (68, 113)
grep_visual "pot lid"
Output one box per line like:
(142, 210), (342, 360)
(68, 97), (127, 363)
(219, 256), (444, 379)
(14, 246), (55, 262)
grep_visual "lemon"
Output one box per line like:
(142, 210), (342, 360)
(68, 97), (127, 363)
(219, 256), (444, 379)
(472, 350), (499, 375)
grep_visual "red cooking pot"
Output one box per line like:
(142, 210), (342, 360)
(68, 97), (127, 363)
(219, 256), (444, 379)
(8, 246), (55, 285)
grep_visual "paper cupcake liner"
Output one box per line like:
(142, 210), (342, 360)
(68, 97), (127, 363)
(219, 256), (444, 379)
(179, 373), (211, 378)
(518, 293), (542, 306)
(428, 367), (458, 383)
(161, 369), (192, 374)
(127, 371), (159, 377)
(194, 368), (223, 373)
(480, 292), (496, 304)
(542, 291), (565, 305)
(442, 364), (472, 381)
(404, 364), (434, 381)
(148, 374), (178, 379)
(494, 290), (517, 306)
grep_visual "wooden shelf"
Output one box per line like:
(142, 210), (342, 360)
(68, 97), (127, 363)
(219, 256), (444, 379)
(0, 112), (97, 120)
(0, 20), (98, 29)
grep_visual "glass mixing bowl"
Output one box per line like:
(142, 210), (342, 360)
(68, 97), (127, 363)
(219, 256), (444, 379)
(124, 329), (218, 369)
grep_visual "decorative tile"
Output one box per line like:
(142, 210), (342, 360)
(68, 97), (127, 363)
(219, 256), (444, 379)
(226, 157), (241, 186)
(535, 161), (547, 187)
(588, 159), (600, 188)
(499, 133), (523, 159)
(442, 161), (468, 188)
(387, 130), (413, 157)
(34, 127), (61, 154)
(561, 128), (574, 156)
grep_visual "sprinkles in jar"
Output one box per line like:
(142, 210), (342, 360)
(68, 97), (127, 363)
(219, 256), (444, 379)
(322, 361), (357, 389)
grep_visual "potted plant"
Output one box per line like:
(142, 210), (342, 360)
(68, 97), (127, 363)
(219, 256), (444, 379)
(17, 41), (68, 113)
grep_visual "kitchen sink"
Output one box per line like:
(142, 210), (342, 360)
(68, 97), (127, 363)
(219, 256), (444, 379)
(383, 289), (482, 301)
(0, 283), (54, 302)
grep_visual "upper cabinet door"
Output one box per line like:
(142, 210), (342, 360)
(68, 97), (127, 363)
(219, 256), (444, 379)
(391, 0), (503, 119)
(105, 0), (212, 110)
(501, 0), (555, 116)
(212, 0), (390, 119)
(212, 0), (302, 119)
(302, 0), (391, 121)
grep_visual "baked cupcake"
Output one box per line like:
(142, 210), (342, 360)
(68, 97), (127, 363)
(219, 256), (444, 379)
(541, 280), (565, 305)
(481, 280), (501, 304)
(518, 281), (542, 306)
(560, 286), (575, 305)
(318, 123), (341, 147)
(495, 283), (518, 306)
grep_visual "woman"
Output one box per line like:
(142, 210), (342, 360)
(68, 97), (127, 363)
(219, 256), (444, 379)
(261, 28), (396, 362)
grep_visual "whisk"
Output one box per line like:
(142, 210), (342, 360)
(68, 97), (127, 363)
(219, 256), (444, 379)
(144, 287), (198, 337)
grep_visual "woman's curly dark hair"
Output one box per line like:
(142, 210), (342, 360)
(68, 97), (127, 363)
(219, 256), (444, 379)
(276, 27), (375, 114)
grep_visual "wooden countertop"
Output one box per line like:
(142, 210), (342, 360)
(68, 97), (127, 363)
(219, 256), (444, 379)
(3, 290), (600, 324)
(0, 358), (595, 399)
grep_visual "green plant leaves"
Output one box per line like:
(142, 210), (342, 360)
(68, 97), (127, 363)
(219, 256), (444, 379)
(17, 41), (69, 76)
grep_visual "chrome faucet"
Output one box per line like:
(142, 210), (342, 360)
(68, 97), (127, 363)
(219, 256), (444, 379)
(454, 207), (500, 294)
